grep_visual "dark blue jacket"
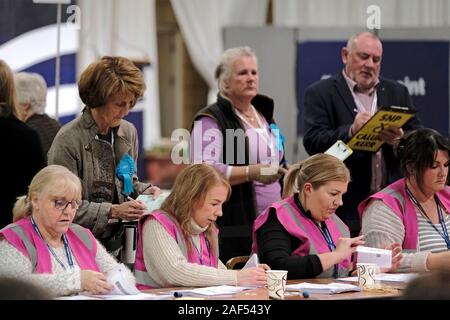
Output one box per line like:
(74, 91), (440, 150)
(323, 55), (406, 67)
(303, 73), (422, 236)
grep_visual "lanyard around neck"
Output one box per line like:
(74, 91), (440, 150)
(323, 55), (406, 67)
(192, 234), (212, 266)
(295, 195), (339, 277)
(30, 217), (74, 270)
(315, 222), (339, 277)
(405, 186), (450, 249)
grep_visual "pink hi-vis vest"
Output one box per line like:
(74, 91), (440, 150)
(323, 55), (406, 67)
(358, 178), (450, 250)
(134, 210), (219, 289)
(252, 196), (351, 278)
(0, 216), (99, 273)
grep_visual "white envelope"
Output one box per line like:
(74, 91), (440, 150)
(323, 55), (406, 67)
(356, 246), (392, 268)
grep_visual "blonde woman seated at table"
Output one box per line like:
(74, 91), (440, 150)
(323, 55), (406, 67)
(252, 154), (367, 279)
(0, 165), (135, 296)
(359, 128), (450, 273)
(134, 164), (269, 289)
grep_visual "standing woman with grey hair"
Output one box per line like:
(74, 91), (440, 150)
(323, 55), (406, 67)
(14, 72), (61, 158)
(0, 60), (46, 229)
(191, 46), (288, 263)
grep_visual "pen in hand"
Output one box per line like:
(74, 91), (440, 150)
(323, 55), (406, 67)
(121, 192), (134, 202)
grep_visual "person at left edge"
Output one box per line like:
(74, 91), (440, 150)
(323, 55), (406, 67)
(0, 60), (46, 229)
(48, 56), (160, 256)
(0, 165), (135, 296)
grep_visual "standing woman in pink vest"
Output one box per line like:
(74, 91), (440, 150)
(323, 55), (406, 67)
(252, 154), (365, 279)
(359, 128), (450, 273)
(0, 165), (136, 296)
(134, 164), (269, 289)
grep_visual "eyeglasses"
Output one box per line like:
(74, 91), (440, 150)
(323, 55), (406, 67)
(54, 199), (81, 211)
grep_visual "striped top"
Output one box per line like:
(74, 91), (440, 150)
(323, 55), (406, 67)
(361, 199), (447, 273)
(417, 210), (450, 253)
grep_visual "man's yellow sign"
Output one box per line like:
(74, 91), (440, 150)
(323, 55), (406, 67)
(347, 106), (414, 152)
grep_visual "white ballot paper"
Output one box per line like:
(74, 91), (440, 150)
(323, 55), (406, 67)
(106, 263), (141, 295)
(338, 273), (418, 284)
(243, 253), (259, 269)
(356, 246), (392, 268)
(325, 140), (353, 161)
(286, 282), (361, 294)
(136, 192), (170, 213)
(170, 285), (252, 297)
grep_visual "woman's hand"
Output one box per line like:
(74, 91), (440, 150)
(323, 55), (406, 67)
(236, 264), (270, 287)
(142, 185), (161, 199)
(80, 270), (113, 295)
(248, 164), (287, 184)
(380, 242), (403, 273)
(110, 200), (147, 220)
(334, 235), (365, 262)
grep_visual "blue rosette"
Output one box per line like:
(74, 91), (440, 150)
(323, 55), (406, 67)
(116, 153), (135, 196)
(269, 123), (285, 153)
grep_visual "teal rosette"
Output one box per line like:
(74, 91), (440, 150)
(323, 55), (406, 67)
(269, 123), (285, 153)
(116, 153), (135, 196)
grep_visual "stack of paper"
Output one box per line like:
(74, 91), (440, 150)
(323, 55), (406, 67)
(286, 282), (361, 294)
(356, 246), (392, 268)
(338, 273), (418, 284)
(55, 292), (173, 300)
(170, 285), (251, 297)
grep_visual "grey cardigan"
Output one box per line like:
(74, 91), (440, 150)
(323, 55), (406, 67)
(48, 108), (150, 239)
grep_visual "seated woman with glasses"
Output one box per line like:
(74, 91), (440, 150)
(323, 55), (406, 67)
(0, 165), (135, 296)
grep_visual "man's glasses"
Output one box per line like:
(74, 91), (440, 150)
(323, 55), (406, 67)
(54, 199), (81, 211)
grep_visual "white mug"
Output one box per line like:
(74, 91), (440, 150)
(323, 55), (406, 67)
(357, 263), (378, 289)
(266, 270), (288, 299)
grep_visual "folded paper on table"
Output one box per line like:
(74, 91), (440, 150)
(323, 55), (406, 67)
(338, 273), (418, 284)
(170, 285), (252, 297)
(55, 293), (173, 300)
(356, 246), (392, 268)
(286, 282), (361, 294)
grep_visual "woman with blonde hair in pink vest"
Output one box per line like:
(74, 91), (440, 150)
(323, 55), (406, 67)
(252, 154), (369, 279)
(134, 164), (269, 289)
(0, 165), (135, 296)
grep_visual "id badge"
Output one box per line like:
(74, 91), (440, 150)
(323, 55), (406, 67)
(324, 140), (353, 161)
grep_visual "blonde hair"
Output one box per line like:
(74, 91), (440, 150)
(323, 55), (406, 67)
(283, 154), (351, 198)
(215, 46), (257, 97)
(13, 165), (82, 222)
(0, 60), (19, 118)
(160, 164), (231, 257)
(78, 56), (146, 109)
